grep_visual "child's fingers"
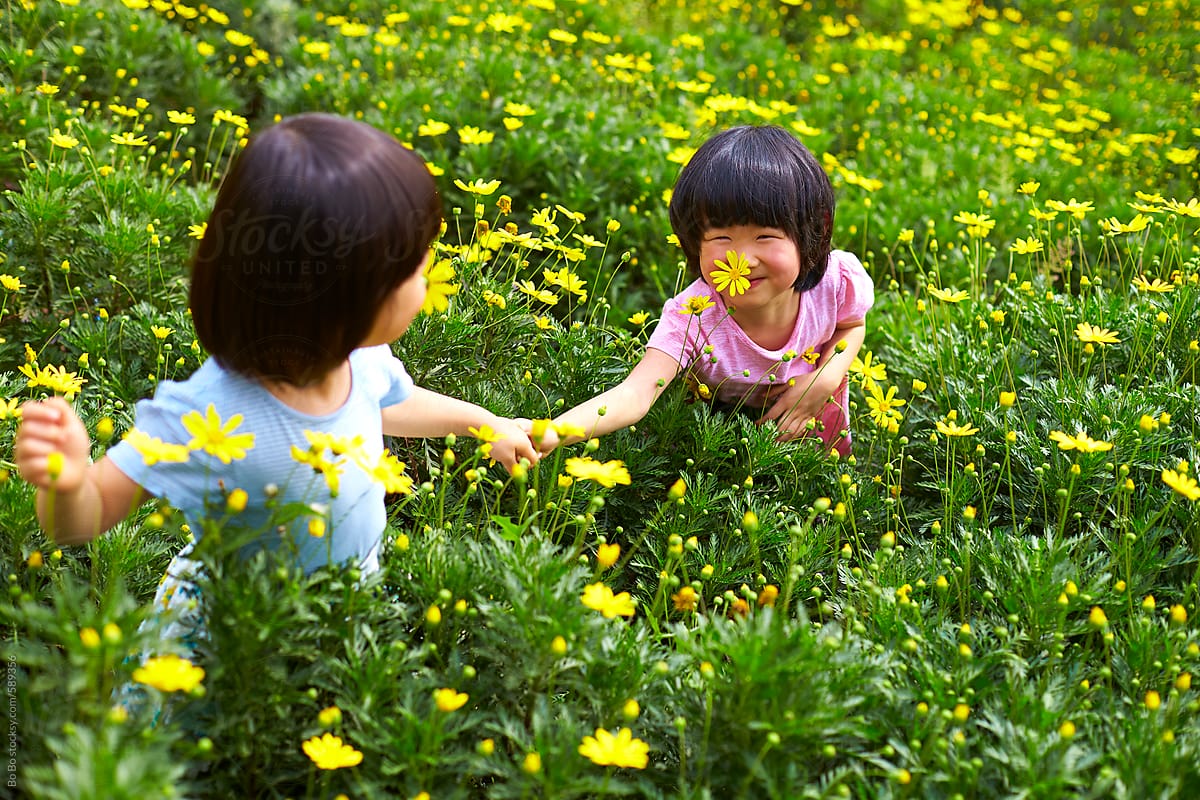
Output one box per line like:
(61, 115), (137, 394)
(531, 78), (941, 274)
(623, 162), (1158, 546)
(17, 398), (66, 427)
(511, 436), (540, 466)
(14, 428), (64, 469)
(17, 398), (80, 445)
(774, 413), (815, 442)
(17, 409), (70, 439)
(15, 397), (90, 490)
(759, 393), (791, 423)
(14, 441), (58, 487)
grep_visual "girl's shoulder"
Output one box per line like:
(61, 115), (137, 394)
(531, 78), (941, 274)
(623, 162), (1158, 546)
(807, 250), (869, 292)
(350, 344), (413, 405)
(819, 249), (874, 319)
(826, 249), (868, 282)
(149, 357), (243, 408)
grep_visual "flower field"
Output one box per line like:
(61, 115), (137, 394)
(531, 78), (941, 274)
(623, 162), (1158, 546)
(2, 0), (1199, 797)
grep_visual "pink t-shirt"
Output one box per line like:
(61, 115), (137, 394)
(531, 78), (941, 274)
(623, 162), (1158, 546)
(645, 250), (874, 454)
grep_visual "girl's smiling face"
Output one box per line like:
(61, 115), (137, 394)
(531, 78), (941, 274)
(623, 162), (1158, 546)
(699, 224), (802, 311)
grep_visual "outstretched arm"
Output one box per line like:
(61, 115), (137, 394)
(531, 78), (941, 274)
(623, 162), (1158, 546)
(534, 348), (681, 453)
(14, 397), (146, 546)
(760, 319), (866, 441)
(381, 387), (539, 472)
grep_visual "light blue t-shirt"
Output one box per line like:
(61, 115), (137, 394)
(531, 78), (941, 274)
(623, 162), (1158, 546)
(108, 345), (413, 573)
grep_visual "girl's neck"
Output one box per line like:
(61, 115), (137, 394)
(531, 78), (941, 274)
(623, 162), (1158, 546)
(728, 292), (801, 350)
(261, 360), (352, 415)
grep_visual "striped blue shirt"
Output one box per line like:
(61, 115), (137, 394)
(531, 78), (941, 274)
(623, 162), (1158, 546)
(108, 345), (413, 573)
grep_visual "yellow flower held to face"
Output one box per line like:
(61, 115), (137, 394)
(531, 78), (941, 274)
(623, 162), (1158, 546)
(710, 250), (752, 297)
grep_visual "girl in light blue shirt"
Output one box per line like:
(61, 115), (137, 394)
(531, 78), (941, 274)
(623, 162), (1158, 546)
(15, 113), (537, 607)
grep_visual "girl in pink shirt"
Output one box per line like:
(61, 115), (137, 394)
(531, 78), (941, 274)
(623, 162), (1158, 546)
(535, 125), (873, 455)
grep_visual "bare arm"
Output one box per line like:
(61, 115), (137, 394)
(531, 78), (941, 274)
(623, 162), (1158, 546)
(540, 348), (681, 451)
(15, 398), (146, 546)
(381, 387), (538, 471)
(761, 318), (867, 438)
(812, 318), (867, 396)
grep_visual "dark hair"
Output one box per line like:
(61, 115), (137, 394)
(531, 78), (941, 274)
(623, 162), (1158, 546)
(190, 113), (442, 385)
(668, 125), (834, 293)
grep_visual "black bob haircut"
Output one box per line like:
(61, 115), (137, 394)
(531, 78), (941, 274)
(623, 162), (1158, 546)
(668, 125), (835, 294)
(190, 113), (442, 385)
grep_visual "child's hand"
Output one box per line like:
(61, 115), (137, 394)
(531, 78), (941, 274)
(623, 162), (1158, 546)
(14, 397), (93, 493)
(486, 417), (541, 473)
(514, 418), (561, 455)
(759, 373), (836, 442)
